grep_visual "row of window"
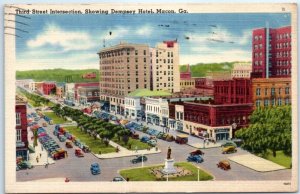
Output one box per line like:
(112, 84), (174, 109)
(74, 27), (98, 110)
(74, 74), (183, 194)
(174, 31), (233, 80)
(276, 60), (291, 66)
(155, 58), (174, 64)
(255, 87), (290, 96)
(276, 68), (291, 75)
(276, 33), (291, 40)
(146, 105), (160, 113)
(156, 82), (173, 88)
(156, 51), (174, 58)
(255, 98), (290, 107)
(276, 51), (291, 58)
(180, 81), (195, 86)
(276, 42), (291, 49)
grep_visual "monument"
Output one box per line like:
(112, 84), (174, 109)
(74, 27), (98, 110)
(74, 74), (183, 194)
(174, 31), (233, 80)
(161, 146), (177, 174)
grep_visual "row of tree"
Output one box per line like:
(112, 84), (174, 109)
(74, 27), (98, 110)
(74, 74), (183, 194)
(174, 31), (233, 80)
(18, 87), (50, 107)
(52, 104), (132, 147)
(235, 106), (291, 157)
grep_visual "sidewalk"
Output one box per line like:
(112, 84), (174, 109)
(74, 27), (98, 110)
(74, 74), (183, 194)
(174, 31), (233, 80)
(27, 127), (55, 166)
(113, 112), (221, 149)
(94, 138), (161, 159)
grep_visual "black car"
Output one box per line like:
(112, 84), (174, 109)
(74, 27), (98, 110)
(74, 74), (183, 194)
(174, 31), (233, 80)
(131, 155), (147, 164)
(112, 177), (125, 182)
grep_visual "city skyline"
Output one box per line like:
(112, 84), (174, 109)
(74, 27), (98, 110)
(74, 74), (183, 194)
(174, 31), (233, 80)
(16, 13), (291, 70)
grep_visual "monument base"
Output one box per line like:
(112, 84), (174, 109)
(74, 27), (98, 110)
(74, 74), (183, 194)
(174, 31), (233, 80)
(161, 158), (177, 174)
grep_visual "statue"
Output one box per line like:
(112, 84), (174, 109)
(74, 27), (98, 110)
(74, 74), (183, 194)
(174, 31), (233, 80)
(167, 146), (172, 159)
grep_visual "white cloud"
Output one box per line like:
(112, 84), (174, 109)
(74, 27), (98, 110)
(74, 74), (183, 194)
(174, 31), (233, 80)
(136, 25), (153, 36)
(27, 23), (96, 51)
(238, 30), (252, 45)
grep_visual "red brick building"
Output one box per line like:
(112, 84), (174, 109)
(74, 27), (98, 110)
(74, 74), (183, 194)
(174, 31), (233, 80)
(213, 78), (252, 104)
(16, 96), (28, 160)
(252, 26), (291, 78)
(183, 102), (253, 141)
(38, 82), (56, 95)
(82, 72), (97, 79)
(194, 77), (214, 96)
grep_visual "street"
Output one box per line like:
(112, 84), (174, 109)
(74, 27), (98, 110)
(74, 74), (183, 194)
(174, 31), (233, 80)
(16, 105), (291, 182)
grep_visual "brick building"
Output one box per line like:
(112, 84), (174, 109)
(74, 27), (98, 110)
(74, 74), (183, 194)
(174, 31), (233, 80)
(183, 102), (253, 141)
(252, 26), (291, 78)
(252, 77), (291, 109)
(38, 82), (56, 95)
(213, 78), (252, 104)
(77, 86), (100, 105)
(16, 95), (28, 160)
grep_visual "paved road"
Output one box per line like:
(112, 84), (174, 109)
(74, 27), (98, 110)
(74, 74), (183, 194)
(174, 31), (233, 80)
(17, 97), (291, 182)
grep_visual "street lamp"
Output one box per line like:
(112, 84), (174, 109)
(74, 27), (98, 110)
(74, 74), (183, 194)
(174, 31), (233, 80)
(142, 153), (144, 167)
(197, 167), (200, 182)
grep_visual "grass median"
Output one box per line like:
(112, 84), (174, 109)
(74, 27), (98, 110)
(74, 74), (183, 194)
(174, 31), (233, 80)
(112, 137), (150, 151)
(64, 126), (115, 154)
(120, 162), (214, 181)
(43, 112), (70, 124)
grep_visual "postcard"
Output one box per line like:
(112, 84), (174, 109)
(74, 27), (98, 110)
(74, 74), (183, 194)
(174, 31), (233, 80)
(4, 3), (298, 193)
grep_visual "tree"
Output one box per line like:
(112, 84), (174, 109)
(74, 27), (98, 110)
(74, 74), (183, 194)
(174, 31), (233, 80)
(235, 106), (291, 157)
(99, 130), (114, 146)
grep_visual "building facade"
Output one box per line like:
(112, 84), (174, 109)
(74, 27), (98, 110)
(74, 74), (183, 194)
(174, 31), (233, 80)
(40, 82), (56, 95)
(151, 40), (180, 93)
(252, 26), (291, 78)
(16, 96), (28, 160)
(183, 102), (253, 141)
(213, 78), (252, 104)
(16, 79), (34, 89)
(77, 86), (100, 105)
(145, 97), (169, 126)
(252, 77), (291, 109)
(124, 97), (142, 119)
(231, 62), (252, 78)
(29, 82), (43, 92)
(168, 102), (184, 131)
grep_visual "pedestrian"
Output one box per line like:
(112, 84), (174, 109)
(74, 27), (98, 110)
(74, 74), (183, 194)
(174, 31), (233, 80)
(40, 153), (42, 157)
(36, 156), (39, 163)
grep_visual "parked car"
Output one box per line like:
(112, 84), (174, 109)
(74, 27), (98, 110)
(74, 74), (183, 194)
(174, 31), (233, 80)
(75, 148), (84, 157)
(131, 155), (147, 164)
(217, 160), (231, 170)
(112, 177), (125, 182)
(156, 132), (165, 139)
(58, 135), (67, 142)
(131, 133), (139, 139)
(148, 139), (157, 147)
(222, 146), (237, 154)
(42, 122), (48, 127)
(82, 145), (91, 153)
(187, 155), (204, 163)
(90, 163), (101, 175)
(65, 141), (73, 148)
(190, 149), (205, 156)
(140, 136), (150, 143)
(175, 134), (188, 144)
(17, 161), (33, 170)
(221, 141), (237, 148)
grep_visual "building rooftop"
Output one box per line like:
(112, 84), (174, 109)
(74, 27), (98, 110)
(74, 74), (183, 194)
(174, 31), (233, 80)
(128, 89), (172, 97)
(184, 101), (253, 107)
(98, 42), (149, 53)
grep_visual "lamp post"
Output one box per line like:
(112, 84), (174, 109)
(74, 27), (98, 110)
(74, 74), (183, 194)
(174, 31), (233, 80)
(142, 153), (144, 167)
(197, 167), (200, 182)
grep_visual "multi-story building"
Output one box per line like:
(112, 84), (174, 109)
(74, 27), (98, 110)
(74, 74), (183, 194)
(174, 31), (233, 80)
(124, 97), (142, 119)
(180, 64), (195, 91)
(55, 82), (65, 99)
(145, 97), (169, 126)
(168, 101), (184, 131)
(252, 77), (291, 109)
(98, 40), (180, 114)
(16, 95), (28, 160)
(252, 26), (291, 78)
(77, 86), (100, 105)
(16, 79), (34, 89)
(37, 81), (56, 95)
(213, 78), (252, 104)
(151, 40), (180, 93)
(231, 62), (252, 78)
(29, 82), (43, 92)
(183, 101), (253, 141)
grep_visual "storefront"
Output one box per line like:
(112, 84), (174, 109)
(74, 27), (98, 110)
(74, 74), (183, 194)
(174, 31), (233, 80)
(215, 128), (230, 141)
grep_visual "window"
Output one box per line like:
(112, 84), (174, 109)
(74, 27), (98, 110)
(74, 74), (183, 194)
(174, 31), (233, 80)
(16, 113), (21, 125)
(264, 88), (268, 95)
(144, 58), (146, 62)
(271, 98), (276, 106)
(285, 98), (290, 105)
(144, 50), (146, 55)
(264, 99), (269, 107)
(285, 87), (290, 94)
(136, 78), (139, 82)
(135, 50), (138, 55)
(256, 88), (261, 96)
(271, 88), (275, 96)
(278, 98), (282, 106)
(256, 100), (261, 107)
(16, 129), (21, 142)
(278, 88), (282, 95)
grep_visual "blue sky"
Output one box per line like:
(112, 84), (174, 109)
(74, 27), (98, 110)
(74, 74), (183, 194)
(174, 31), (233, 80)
(15, 13), (290, 70)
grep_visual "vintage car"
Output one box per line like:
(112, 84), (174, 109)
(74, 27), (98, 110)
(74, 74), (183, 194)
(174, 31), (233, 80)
(42, 122), (48, 127)
(75, 148), (84, 157)
(217, 160), (231, 170)
(17, 161), (34, 170)
(74, 139), (81, 146)
(52, 149), (66, 160)
(82, 145), (91, 153)
(112, 177), (125, 182)
(58, 135), (67, 142)
(131, 133), (139, 139)
(190, 149), (205, 156)
(148, 139), (157, 147)
(131, 155), (147, 164)
(165, 134), (174, 142)
(90, 163), (101, 175)
(175, 134), (188, 144)
(222, 146), (237, 154)
(221, 141), (237, 148)
(187, 154), (204, 163)
(140, 136), (150, 143)
(156, 132), (165, 139)
(65, 141), (73, 148)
